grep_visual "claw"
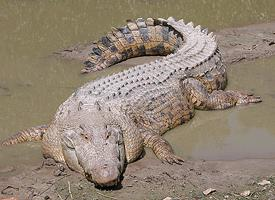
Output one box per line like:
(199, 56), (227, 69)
(162, 155), (184, 165)
(235, 91), (262, 105)
(166, 158), (173, 165)
(248, 95), (262, 103)
(173, 158), (183, 165)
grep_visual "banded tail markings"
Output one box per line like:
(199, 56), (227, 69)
(1, 125), (48, 146)
(82, 17), (186, 73)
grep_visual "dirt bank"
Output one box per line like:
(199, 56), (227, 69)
(1, 157), (275, 200)
(1, 22), (275, 200)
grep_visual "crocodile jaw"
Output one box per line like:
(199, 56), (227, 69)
(61, 123), (126, 187)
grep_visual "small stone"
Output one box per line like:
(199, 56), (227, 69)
(126, 185), (133, 187)
(240, 190), (251, 197)
(53, 166), (66, 176)
(44, 196), (51, 200)
(1, 186), (19, 195)
(77, 184), (83, 190)
(224, 195), (229, 199)
(44, 158), (56, 166)
(162, 198), (179, 200)
(258, 180), (271, 186)
(203, 188), (216, 195)
(196, 171), (202, 175)
(0, 166), (16, 173)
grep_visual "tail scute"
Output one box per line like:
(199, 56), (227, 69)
(1, 125), (48, 146)
(82, 17), (185, 73)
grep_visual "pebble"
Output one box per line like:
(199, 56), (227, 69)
(240, 190), (251, 197)
(203, 188), (216, 195)
(162, 197), (179, 200)
(258, 180), (271, 186)
(0, 166), (16, 173)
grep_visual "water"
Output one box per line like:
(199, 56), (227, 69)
(166, 58), (275, 160)
(0, 0), (275, 169)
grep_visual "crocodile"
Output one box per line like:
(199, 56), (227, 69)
(0, 17), (261, 187)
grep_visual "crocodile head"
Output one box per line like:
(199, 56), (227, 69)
(61, 123), (126, 187)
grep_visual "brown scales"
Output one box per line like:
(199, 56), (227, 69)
(82, 18), (184, 73)
(1, 125), (48, 146)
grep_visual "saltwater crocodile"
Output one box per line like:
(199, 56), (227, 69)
(1, 17), (261, 187)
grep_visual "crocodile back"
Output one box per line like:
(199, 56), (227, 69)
(74, 17), (224, 102)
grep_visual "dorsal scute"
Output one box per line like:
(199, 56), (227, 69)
(202, 28), (208, 34)
(81, 17), (219, 100)
(167, 16), (176, 22)
(177, 19), (185, 25)
(195, 25), (201, 31)
(187, 22), (194, 27)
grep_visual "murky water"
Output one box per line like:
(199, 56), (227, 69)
(1, 0), (275, 169)
(166, 58), (275, 160)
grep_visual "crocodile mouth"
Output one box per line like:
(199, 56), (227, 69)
(95, 178), (120, 188)
(85, 173), (121, 188)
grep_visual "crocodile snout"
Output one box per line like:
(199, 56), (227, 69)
(85, 165), (120, 187)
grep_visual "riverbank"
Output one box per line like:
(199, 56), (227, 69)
(2, 157), (275, 200)
(1, 21), (275, 200)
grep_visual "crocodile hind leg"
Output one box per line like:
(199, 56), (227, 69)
(143, 132), (184, 164)
(182, 78), (262, 110)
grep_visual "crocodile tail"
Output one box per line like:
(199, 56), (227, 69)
(1, 125), (48, 146)
(82, 17), (184, 73)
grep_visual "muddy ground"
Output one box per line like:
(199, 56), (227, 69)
(1, 22), (275, 200)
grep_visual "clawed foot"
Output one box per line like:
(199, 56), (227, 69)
(159, 153), (184, 165)
(229, 91), (262, 105)
(144, 133), (184, 165)
(236, 92), (262, 105)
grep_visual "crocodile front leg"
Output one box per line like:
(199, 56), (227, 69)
(143, 132), (184, 164)
(182, 78), (262, 110)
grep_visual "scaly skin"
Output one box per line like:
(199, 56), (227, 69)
(0, 17), (261, 187)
